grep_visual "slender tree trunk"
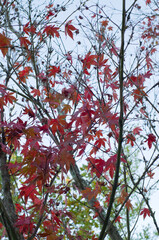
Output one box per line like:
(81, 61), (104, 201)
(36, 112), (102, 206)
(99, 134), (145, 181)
(0, 110), (24, 240)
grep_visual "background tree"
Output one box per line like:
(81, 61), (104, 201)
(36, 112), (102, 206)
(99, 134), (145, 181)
(0, 0), (159, 239)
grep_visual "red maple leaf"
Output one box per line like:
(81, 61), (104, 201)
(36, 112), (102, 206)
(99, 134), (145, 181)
(43, 25), (60, 38)
(0, 33), (11, 57)
(82, 52), (97, 72)
(126, 134), (136, 146)
(133, 127), (142, 135)
(31, 88), (41, 97)
(65, 20), (77, 39)
(143, 71), (152, 78)
(15, 214), (35, 234)
(88, 158), (106, 178)
(18, 66), (32, 83)
(19, 184), (39, 204)
(23, 106), (35, 118)
(95, 54), (108, 68)
(146, 0), (151, 5)
(147, 169), (155, 178)
(105, 154), (126, 178)
(48, 65), (60, 77)
(4, 92), (16, 104)
(145, 133), (156, 149)
(115, 215), (122, 223)
(101, 20), (109, 27)
(19, 36), (31, 49)
(23, 22), (36, 35)
(140, 208), (151, 219)
(94, 138), (106, 149)
(82, 183), (100, 201)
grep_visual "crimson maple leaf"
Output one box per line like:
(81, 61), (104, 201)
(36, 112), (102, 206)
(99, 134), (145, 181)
(48, 65), (60, 77)
(140, 208), (151, 219)
(4, 92), (16, 105)
(0, 32), (11, 57)
(126, 134), (136, 146)
(88, 158), (106, 178)
(19, 36), (31, 49)
(23, 106), (35, 118)
(15, 214), (35, 234)
(146, 0), (151, 4)
(43, 25), (60, 38)
(95, 54), (108, 68)
(147, 169), (155, 178)
(65, 20), (77, 39)
(105, 154), (126, 178)
(145, 133), (156, 149)
(18, 66), (32, 83)
(133, 127), (142, 135)
(82, 52), (97, 73)
(31, 88), (41, 97)
(23, 22), (36, 35)
(115, 215), (122, 223)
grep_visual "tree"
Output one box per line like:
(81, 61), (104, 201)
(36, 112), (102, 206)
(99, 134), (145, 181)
(0, 0), (159, 239)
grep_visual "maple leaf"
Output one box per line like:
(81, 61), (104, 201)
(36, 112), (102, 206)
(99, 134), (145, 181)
(43, 25), (60, 38)
(57, 150), (75, 172)
(101, 20), (109, 27)
(133, 127), (142, 135)
(18, 66), (33, 83)
(0, 32), (11, 57)
(132, 88), (146, 103)
(93, 200), (102, 212)
(19, 184), (39, 203)
(95, 54), (108, 68)
(140, 208), (151, 219)
(105, 154), (126, 178)
(95, 130), (103, 138)
(19, 36), (31, 49)
(117, 188), (128, 205)
(4, 92), (16, 104)
(146, 0), (151, 4)
(77, 144), (86, 157)
(51, 211), (62, 226)
(115, 216), (122, 223)
(82, 183), (100, 201)
(15, 214), (35, 234)
(23, 106), (35, 118)
(61, 104), (72, 114)
(94, 138), (106, 149)
(31, 88), (41, 97)
(108, 26), (113, 31)
(65, 20), (77, 39)
(125, 199), (133, 211)
(88, 157), (106, 178)
(128, 75), (145, 87)
(48, 65), (60, 77)
(143, 70), (152, 78)
(15, 203), (24, 214)
(110, 41), (118, 56)
(106, 112), (119, 131)
(146, 55), (153, 69)
(0, 84), (6, 94)
(145, 133), (156, 149)
(82, 52), (97, 72)
(46, 10), (54, 19)
(147, 169), (155, 178)
(65, 52), (73, 64)
(126, 134), (136, 146)
(23, 22), (36, 35)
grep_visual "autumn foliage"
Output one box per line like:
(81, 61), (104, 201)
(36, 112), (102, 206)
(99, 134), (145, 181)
(0, 0), (159, 240)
